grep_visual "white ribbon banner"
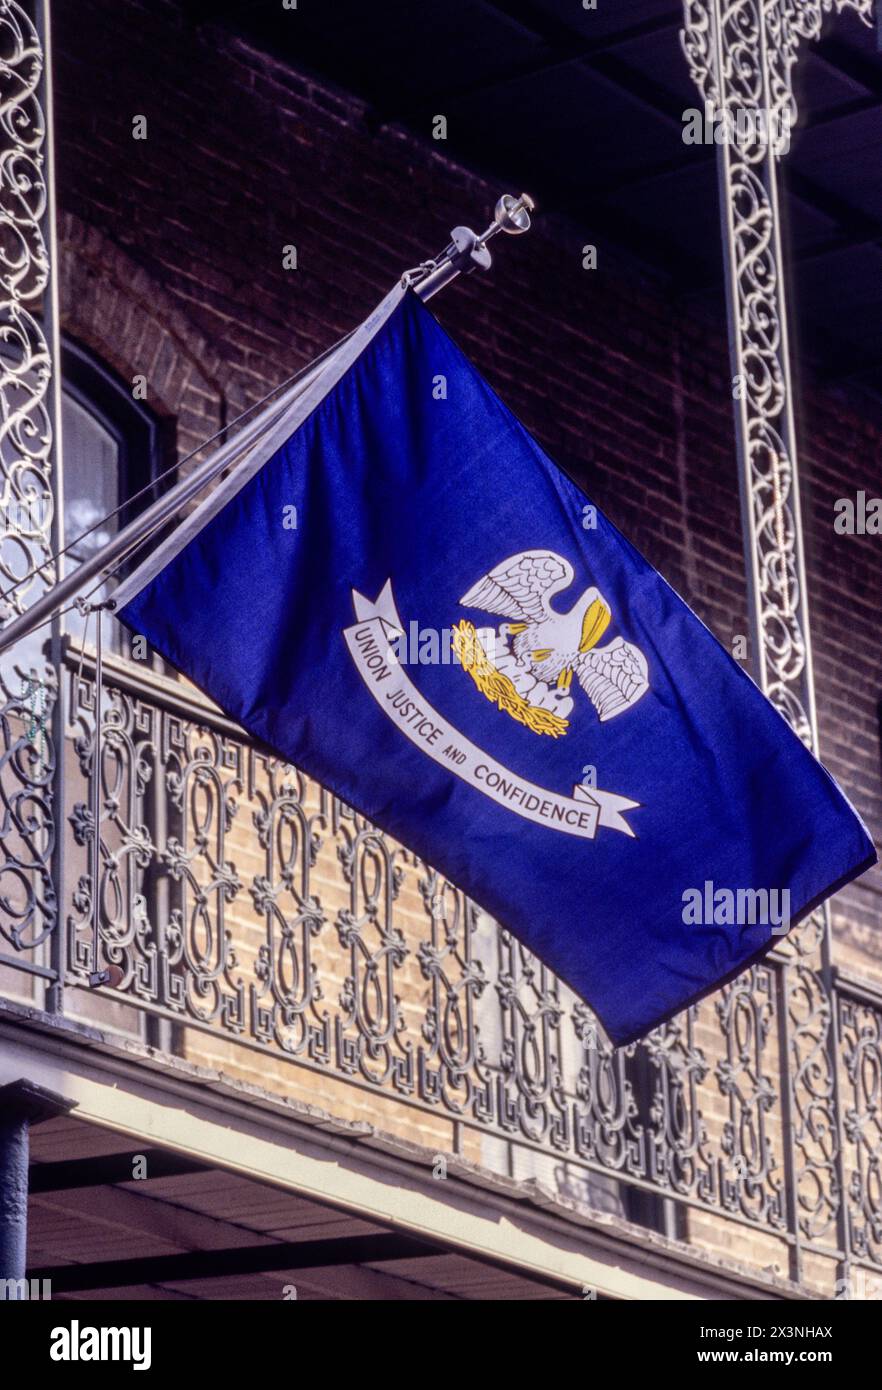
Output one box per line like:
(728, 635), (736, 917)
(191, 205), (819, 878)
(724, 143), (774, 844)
(344, 584), (639, 840)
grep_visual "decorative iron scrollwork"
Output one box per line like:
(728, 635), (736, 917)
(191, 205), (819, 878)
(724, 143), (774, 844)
(0, 1), (58, 973)
(417, 870), (492, 1116)
(646, 1010), (716, 1202)
(573, 1003), (646, 1178)
(681, 0), (872, 736)
(840, 991), (882, 1266)
(0, 1), (54, 618)
(495, 928), (570, 1149)
(681, 0), (874, 1280)
(716, 965), (785, 1227)
(0, 660), (54, 953)
(250, 756), (328, 1060)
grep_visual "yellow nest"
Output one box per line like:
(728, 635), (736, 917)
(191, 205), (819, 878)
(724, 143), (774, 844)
(453, 620), (569, 739)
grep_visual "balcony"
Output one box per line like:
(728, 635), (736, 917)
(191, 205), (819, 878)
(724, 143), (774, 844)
(1, 635), (880, 1298)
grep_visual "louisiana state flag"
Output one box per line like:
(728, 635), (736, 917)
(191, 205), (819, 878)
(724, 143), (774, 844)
(114, 285), (875, 1044)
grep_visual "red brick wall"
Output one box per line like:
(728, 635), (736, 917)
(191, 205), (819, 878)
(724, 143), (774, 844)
(52, 0), (881, 974)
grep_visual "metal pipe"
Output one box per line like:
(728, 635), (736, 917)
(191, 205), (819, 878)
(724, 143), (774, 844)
(0, 193), (533, 658)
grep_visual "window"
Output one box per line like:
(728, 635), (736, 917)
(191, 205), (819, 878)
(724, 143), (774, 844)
(62, 341), (168, 652)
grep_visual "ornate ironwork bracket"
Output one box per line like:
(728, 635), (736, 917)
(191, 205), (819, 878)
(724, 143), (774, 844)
(681, 0), (873, 737)
(680, 0), (875, 1283)
(0, 0), (63, 989)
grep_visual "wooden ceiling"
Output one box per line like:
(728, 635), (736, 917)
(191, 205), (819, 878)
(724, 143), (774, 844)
(183, 0), (882, 401)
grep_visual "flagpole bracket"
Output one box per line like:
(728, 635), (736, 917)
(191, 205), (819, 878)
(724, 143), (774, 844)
(0, 193), (534, 658)
(407, 192), (534, 301)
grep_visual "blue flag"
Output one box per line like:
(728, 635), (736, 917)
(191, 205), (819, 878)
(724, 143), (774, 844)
(115, 285), (875, 1044)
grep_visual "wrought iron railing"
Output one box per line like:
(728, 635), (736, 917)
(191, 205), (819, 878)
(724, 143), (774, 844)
(1, 641), (880, 1294)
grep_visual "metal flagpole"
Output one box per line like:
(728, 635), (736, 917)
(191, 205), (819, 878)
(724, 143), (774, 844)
(0, 193), (533, 659)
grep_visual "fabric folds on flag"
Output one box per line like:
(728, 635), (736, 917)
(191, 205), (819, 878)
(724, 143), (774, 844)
(115, 283), (875, 1044)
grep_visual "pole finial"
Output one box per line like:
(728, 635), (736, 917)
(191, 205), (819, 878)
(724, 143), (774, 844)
(486, 192), (534, 240)
(410, 192), (535, 301)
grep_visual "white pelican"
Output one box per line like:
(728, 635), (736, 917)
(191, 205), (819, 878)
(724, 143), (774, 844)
(461, 549), (648, 722)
